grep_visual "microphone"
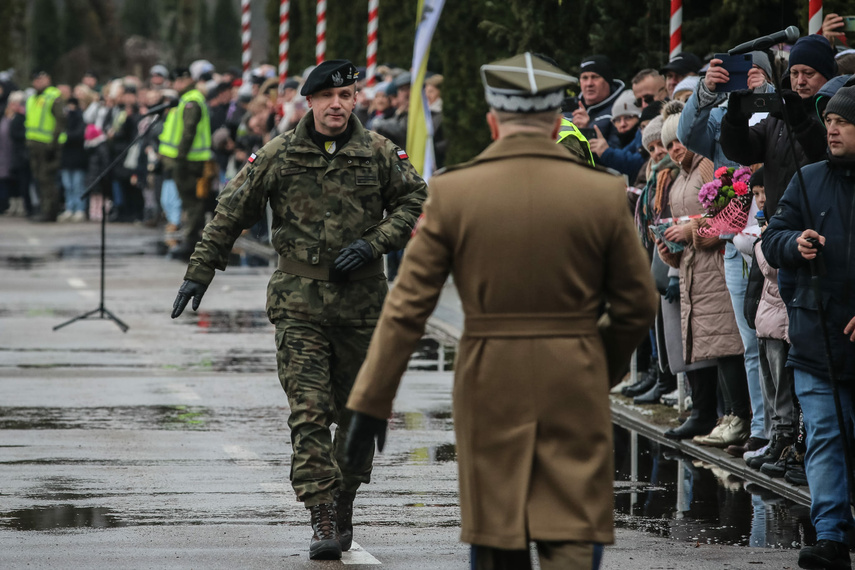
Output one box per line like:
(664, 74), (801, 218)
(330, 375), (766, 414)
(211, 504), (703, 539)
(141, 99), (179, 117)
(728, 26), (800, 55)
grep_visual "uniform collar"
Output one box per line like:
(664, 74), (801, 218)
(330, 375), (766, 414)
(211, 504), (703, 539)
(290, 111), (372, 158)
(475, 132), (577, 164)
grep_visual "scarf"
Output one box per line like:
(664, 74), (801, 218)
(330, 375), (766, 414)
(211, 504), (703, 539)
(636, 154), (679, 247)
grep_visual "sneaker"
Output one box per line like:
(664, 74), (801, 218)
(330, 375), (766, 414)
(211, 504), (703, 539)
(748, 437), (793, 470)
(798, 539), (851, 570)
(761, 445), (803, 478)
(692, 415), (734, 445)
(726, 436), (768, 458)
(744, 442), (770, 462)
(71, 210), (87, 222)
(610, 376), (634, 395)
(660, 388), (680, 407)
(57, 210), (74, 222)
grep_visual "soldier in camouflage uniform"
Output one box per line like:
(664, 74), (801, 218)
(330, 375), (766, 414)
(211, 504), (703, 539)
(170, 60), (427, 560)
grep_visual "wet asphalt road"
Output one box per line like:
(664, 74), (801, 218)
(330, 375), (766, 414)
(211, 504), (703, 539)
(0, 218), (802, 568)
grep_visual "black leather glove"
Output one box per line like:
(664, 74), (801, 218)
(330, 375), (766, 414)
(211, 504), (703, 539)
(725, 89), (752, 125)
(664, 276), (680, 304)
(770, 89), (807, 124)
(334, 239), (374, 273)
(344, 411), (387, 470)
(171, 279), (208, 318)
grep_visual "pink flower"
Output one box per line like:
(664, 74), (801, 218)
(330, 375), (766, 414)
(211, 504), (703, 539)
(733, 166), (752, 181)
(712, 179), (723, 189)
(714, 166), (729, 179)
(733, 181), (749, 196)
(698, 183), (719, 206)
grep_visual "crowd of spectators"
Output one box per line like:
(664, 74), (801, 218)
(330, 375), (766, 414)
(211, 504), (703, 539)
(0, 59), (443, 257)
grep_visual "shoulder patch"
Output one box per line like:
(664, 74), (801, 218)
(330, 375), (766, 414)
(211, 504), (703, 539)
(396, 149), (409, 160)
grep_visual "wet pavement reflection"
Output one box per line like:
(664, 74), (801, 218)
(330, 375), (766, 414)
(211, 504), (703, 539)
(613, 425), (814, 549)
(0, 505), (127, 530)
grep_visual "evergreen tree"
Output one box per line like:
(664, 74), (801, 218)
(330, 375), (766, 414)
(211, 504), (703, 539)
(0, 0), (28, 75)
(31, 0), (63, 75)
(121, 0), (161, 40)
(212, 0), (241, 70)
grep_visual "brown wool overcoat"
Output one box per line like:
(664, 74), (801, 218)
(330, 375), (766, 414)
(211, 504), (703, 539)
(346, 133), (658, 550)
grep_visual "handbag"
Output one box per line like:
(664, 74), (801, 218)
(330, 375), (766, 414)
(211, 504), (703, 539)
(651, 252), (670, 296)
(743, 253), (764, 330)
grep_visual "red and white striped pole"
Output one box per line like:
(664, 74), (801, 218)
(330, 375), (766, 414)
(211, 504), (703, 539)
(809, 0), (823, 35)
(279, 0), (289, 85)
(316, 0), (326, 65)
(366, 0), (379, 85)
(241, 0), (251, 78)
(669, 0), (682, 60)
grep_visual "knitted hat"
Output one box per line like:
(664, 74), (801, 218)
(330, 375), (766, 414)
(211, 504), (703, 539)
(579, 54), (615, 84)
(749, 166), (765, 189)
(825, 85), (855, 125)
(659, 100), (685, 148)
(611, 90), (641, 119)
(672, 75), (700, 98)
(789, 35), (837, 80)
(642, 115), (664, 149)
(640, 100), (665, 123)
(661, 52), (702, 76)
(750, 51), (773, 81)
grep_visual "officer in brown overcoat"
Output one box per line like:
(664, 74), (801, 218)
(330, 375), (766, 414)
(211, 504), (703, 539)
(343, 53), (658, 569)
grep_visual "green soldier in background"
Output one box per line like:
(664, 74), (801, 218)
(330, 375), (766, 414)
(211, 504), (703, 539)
(158, 66), (212, 260)
(25, 70), (66, 222)
(170, 60), (427, 560)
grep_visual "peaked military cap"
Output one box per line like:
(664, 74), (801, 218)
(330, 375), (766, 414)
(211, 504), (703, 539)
(480, 53), (577, 113)
(301, 59), (359, 96)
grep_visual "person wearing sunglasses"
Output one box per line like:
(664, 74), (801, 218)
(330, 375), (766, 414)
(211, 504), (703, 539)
(631, 69), (669, 109)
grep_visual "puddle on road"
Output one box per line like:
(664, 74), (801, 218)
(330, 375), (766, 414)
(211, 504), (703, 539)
(0, 505), (127, 530)
(614, 425), (814, 549)
(0, 405), (227, 431)
(408, 337), (456, 371)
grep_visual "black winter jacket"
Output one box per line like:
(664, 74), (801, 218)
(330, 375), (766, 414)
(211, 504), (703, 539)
(762, 155), (855, 381)
(720, 97), (828, 220)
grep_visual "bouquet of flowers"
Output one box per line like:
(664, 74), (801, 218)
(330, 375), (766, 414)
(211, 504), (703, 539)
(697, 166), (753, 237)
(698, 166), (752, 215)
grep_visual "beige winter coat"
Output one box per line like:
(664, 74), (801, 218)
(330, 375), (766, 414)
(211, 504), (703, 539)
(754, 240), (790, 342)
(347, 133), (658, 550)
(659, 152), (744, 364)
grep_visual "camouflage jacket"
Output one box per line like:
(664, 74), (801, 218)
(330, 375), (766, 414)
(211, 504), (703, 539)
(184, 111), (427, 325)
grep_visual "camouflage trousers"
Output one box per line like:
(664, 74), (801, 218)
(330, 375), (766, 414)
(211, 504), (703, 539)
(170, 159), (205, 246)
(274, 318), (376, 507)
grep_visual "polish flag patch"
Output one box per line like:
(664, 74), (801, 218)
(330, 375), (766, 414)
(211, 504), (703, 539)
(396, 149), (408, 160)
(248, 153), (257, 163)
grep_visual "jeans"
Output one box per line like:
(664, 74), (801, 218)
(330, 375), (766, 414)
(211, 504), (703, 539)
(160, 178), (182, 226)
(61, 169), (87, 213)
(723, 243), (764, 437)
(758, 339), (795, 440)
(794, 368), (855, 542)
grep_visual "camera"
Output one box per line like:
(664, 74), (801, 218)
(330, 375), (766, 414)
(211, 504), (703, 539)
(741, 93), (782, 115)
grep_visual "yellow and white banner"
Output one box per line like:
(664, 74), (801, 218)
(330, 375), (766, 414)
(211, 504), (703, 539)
(406, 0), (445, 180)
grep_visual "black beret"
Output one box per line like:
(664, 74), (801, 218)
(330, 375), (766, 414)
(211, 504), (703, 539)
(301, 59), (359, 96)
(31, 70), (49, 80)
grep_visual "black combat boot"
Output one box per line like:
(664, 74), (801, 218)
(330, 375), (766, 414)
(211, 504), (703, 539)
(308, 503), (341, 560)
(798, 539), (851, 569)
(334, 489), (356, 551)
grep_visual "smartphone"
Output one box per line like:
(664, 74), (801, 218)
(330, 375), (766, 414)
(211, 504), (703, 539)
(741, 93), (782, 115)
(714, 53), (753, 92)
(578, 127), (597, 140)
(843, 16), (855, 32)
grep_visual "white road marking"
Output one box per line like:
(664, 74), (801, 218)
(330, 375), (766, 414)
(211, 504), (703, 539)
(166, 383), (201, 401)
(342, 541), (381, 565)
(77, 290), (97, 299)
(67, 278), (87, 289)
(28, 237), (40, 245)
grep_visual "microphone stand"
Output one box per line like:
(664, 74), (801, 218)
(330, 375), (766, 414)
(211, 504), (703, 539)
(764, 47), (855, 507)
(54, 109), (167, 333)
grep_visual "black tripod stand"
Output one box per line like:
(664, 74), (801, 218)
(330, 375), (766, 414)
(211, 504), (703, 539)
(54, 111), (167, 333)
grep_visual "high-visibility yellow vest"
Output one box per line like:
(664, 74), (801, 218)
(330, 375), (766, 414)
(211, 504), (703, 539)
(25, 86), (67, 144)
(158, 89), (212, 161)
(556, 117), (595, 167)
